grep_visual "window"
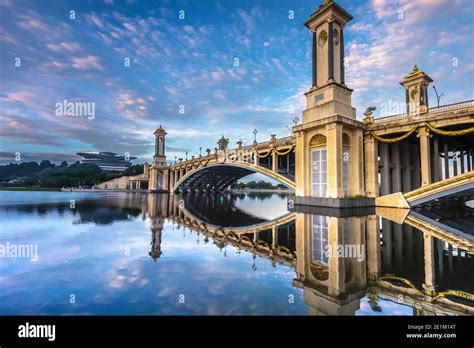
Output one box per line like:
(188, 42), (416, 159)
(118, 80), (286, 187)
(312, 148), (327, 197)
(312, 215), (328, 265)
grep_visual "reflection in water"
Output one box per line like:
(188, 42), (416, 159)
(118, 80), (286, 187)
(0, 191), (472, 315)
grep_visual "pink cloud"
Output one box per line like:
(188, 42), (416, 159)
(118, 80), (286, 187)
(71, 56), (104, 70)
(46, 42), (81, 52)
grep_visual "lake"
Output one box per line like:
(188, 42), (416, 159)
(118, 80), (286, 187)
(0, 191), (472, 315)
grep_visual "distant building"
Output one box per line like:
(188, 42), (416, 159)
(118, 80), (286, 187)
(76, 152), (136, 172)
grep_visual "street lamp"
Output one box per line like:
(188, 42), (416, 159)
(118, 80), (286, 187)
(253, 129), (258, 143)
(432, 85), (444, 107)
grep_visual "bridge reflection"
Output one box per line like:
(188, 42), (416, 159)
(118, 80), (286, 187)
(145, 193), (474, 315)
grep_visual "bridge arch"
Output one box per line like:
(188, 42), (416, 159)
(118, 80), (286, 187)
(172, 161), (296, 193)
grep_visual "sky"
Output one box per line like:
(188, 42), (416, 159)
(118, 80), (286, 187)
(0, 0), (473, 164)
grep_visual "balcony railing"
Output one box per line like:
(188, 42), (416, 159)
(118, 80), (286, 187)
(372, 99), (474, 124)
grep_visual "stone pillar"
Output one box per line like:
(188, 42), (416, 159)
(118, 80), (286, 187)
(312, 31), (317, 87)
(443, 141), (449, 180)
(340, 26), (345, 85)
(423, 233), (436, 296)
(467, 150), (472, 171)
(453, 147), (458, 176)
(294, 131), (306, 197)
(392, 143), (401, 192)
(418, 126), (431, 186)
(380, 142), (390, 196)
(169, 170), (174, 190)
(460, 150), (465, 174)
(432, 137), (440, 182)
(349, 130), (365, 197)
(364, 135), (379, 198)
(272, 225), (278, 249)
(272, 151), (278, 173)
(401, 141), (412, 192)
(366, 215), (381, 282)
(149, 167), (157, 191)
(326, 123), (343, 198)
(253, 146), (259, 166)
(412, 144), (421, 189)
(327, 216), (345, 297)
(162, 169), (169, 191)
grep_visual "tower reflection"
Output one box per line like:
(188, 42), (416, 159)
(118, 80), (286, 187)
(144, 193), (473, 315)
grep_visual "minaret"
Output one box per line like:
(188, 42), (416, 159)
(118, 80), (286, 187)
(400, 65), (433, 116)
(293, 0), (367, 206)
(153, 125), (167, 168)
(148, 125), (169, 192)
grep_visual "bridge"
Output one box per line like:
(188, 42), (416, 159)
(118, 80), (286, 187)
(143, 1), (473, 209)
(168, 135), (296, 193)
(83, 0), (473, 210)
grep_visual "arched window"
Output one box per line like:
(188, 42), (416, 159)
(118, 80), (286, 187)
(310, 134), (327, 147)
(310, 134), (327, 197)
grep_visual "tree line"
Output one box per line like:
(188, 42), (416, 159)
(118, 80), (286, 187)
(0, 160), (143, 188)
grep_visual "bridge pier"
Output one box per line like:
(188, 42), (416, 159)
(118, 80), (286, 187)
(418, 126), (432, 187)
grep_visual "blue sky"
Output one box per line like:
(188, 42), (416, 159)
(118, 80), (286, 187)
(1, 0), (473, 164)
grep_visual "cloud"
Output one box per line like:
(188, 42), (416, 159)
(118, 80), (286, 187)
(46, 42), (81, 52)
(71, 56), (104, 70)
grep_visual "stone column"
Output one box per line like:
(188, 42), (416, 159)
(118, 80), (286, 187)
(272, 225), (278, 249)
(169, 170), (174, 190)
(418, 126), (431, 186)
(272, 151), (278, 173)
(364, 134), (379, 198)
(379, 142), (390, 196)
(401, 141), (412, 192)
(467, 150), (472, 171)
(327, 216), (345, 297)
(162, 169), (169, 191)
(326, 123), (343, 198)
(423, 233), (436, 296)
(294, 132), (306, 197)
(432, 137), (440, 182)
(453, 148), (458, 176)
(349, 130), (365, 197)
(392, 142), (401, 192)
(443, 141), (449, 180)
(312, 31), (317, 87)
(340, 25), (345, 85)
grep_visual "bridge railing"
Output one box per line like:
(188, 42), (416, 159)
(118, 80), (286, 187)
(428, 99), (474, 114)
(372, 99), (474, 124)
(372, 112), (407, 123)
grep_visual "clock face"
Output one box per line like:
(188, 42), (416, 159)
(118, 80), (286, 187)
(318, 30), (327, 47)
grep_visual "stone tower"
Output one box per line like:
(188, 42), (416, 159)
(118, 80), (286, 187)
(400, 65), (433, 116)
(148, 125), (169, 192)
(293, 0), (367, 207)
